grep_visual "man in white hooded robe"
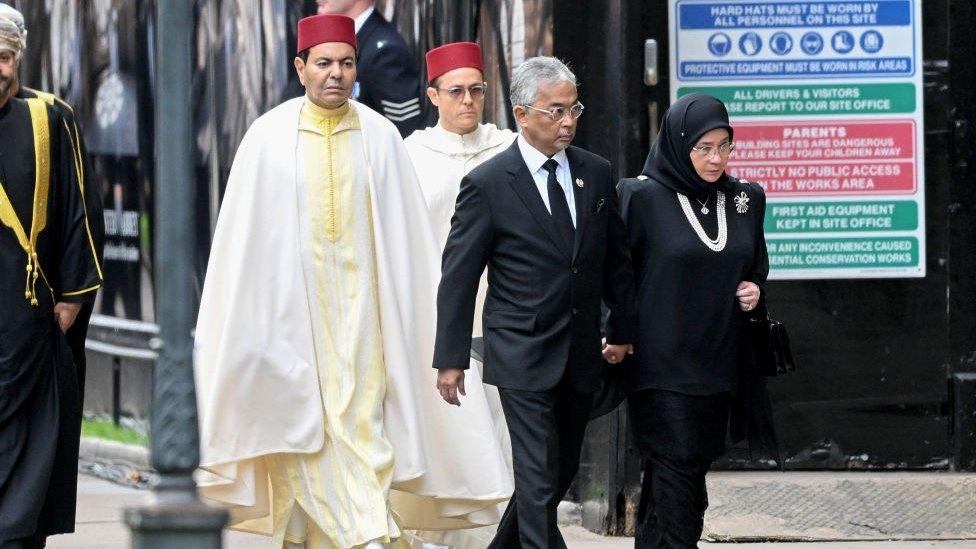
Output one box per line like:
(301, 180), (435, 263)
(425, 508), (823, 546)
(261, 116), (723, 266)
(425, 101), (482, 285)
(404, 42), (517, 548)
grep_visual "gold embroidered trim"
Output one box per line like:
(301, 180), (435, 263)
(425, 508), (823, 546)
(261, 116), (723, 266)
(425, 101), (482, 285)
(63, 118), (104, 279)
(0, 98), (53, 305)
(28, 88), (103, 279)
(61, 283), (102, 297)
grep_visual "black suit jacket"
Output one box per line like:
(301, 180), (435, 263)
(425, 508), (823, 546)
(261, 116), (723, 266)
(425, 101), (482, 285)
(433, 141), (637, 394)
(355, 11), (422, 137)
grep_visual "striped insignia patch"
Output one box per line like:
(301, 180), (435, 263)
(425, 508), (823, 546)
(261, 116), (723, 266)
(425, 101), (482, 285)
(381, 97), (420, 121)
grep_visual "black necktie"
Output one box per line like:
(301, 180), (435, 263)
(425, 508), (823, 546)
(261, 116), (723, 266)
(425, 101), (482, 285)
(543, 158), (575, 251)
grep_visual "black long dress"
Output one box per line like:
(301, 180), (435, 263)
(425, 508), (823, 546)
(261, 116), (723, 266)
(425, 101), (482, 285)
(615, 93), (770, 548)
(618, 175), (768, 397)
(0, 96), (102, 544)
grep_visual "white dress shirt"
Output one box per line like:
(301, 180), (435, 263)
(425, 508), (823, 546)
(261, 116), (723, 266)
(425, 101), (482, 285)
(354, 5), (375, 33)
(516, 134), (576, 228)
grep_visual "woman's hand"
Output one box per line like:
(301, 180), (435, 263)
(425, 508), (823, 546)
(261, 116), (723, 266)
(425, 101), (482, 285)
(602, 337), (634, 364)
(736, 281), (761, 312)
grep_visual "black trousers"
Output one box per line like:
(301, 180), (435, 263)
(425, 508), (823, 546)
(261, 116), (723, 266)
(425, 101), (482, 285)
(489, 380), (593, 549)
(629, 389), (731, 549)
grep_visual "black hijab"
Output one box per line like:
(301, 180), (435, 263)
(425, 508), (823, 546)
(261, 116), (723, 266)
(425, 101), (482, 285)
(642, 93), (735, 200)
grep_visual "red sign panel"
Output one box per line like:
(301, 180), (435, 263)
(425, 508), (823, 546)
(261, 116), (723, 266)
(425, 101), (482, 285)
(727, 120), (917, 196)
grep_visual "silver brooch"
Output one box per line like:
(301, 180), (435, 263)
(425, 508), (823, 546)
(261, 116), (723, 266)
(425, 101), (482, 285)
(575, 178), (584, 188)
(734, 191), (750, 214)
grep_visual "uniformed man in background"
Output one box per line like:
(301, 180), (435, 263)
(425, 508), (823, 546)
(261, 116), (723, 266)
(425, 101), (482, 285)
(316, 0), (423, 136)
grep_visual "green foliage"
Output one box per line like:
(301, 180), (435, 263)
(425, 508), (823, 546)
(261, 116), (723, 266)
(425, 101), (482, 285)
(81, 418), (149, 447)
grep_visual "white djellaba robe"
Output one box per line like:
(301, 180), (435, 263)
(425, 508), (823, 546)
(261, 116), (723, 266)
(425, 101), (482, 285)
(405, 124), (514, 258)
(193, 97), (512, 540)
(404, 122), (515, 337)
(404, 121), (517, 547)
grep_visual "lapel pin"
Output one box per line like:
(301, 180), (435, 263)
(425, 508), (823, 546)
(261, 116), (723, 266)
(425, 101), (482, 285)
(575, 178), (584, 188)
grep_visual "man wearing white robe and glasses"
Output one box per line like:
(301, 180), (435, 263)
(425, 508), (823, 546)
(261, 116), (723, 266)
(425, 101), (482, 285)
(405, 41), (517, 549)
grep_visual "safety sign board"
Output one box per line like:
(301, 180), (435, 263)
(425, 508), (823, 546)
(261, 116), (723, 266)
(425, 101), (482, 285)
(670, 0), (925, 279)
(678, 83), (915, 116)
(766, 237), (919, 270)
(765, 201), (918, 233)
(675, 1), (914, 80)
(727, 120), (916, 195)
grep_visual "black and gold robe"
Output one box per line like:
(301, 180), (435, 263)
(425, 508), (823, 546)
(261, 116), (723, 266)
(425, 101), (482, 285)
(15, 86), (104, 401)
(0, 96), (101, 544)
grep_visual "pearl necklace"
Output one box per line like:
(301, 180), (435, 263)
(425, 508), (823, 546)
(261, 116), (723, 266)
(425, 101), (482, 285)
(677, 192), (727, 252)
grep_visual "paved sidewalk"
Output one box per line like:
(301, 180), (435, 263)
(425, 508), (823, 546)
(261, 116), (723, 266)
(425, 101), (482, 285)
(50, 475), (620, 549)
(703, 472), (976, 541)
(46, 475), (974, 549)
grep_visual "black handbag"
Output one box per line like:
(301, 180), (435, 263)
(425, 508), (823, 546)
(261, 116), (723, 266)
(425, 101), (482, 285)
(747, 297), (796, 376)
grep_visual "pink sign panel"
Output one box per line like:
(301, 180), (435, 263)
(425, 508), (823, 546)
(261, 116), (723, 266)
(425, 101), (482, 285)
(727, 120), (917, 196)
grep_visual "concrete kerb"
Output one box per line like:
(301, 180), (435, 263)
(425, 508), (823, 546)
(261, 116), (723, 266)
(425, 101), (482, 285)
(79, 437), (151, 470)
(702, 471), (976, 542)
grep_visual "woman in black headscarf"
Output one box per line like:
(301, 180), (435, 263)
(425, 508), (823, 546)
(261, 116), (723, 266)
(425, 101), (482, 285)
(605, 93), (768, 547)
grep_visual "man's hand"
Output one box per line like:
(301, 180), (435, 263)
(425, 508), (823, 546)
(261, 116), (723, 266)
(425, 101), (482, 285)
(436, 368), (466, 406)
(602, 338), (634, 364)
(736, 281), (761, 312)
(54, 302), (82, 333)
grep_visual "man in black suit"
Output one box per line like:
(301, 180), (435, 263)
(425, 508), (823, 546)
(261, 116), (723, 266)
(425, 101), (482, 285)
(433, 56), (637, 549)
(316, 0), (422, 136)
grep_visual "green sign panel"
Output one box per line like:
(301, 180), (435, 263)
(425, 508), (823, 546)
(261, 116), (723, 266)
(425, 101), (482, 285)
(678, 83), (916, 117)
(765, 201), (919, 233)
(767, 237), (919, 269)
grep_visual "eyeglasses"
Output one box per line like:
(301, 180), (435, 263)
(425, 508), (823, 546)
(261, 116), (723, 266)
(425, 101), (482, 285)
(435, 83), (488, 101)
(690, 142), (735, 158)
(523, 102), (585, 121)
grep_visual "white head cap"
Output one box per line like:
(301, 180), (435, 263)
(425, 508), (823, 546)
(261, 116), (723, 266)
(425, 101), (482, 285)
(0, 4), (26, 50)
(0, 17), (24, 58)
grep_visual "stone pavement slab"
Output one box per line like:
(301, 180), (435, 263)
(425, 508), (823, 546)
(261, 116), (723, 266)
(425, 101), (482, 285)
(48, 475), (266, 549)
(703, 472), (976, 541)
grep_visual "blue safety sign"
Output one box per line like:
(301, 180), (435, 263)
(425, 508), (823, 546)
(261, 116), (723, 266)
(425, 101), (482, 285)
(770, 31), (794, 55)
(739, 32), (763, 55)
(800, 31), (824, 54)
(708, 32), (733, 56)
(831, 30), (855, 53)
(860, 30), (884, 53)
(673, 0), (916, 80)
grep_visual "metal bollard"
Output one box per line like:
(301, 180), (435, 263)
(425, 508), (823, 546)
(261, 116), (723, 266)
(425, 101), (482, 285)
(950, 372), (976, 471)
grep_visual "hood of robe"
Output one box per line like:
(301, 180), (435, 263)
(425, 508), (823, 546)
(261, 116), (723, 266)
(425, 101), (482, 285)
(410, 122), (513, 157)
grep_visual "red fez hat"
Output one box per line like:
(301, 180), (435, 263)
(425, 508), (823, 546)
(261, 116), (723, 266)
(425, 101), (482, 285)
(297, 14), (356, 54)
(426, 42), (484, 82)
